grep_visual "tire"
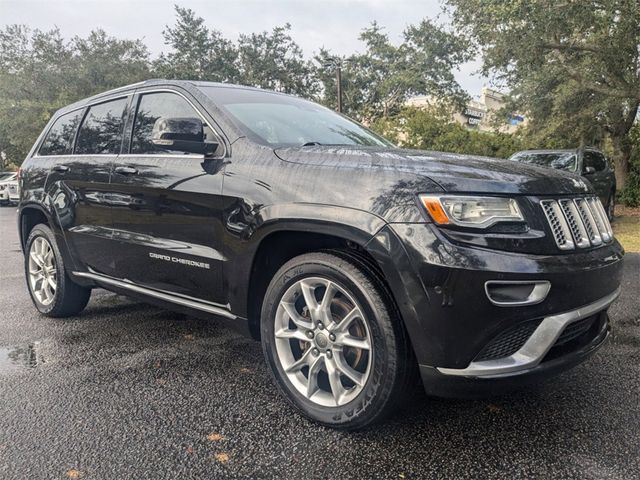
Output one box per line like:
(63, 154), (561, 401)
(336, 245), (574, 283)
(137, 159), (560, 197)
(24, 224), (91, 317)
(606, 191), (615, 221)
(261, 251), (413, 430)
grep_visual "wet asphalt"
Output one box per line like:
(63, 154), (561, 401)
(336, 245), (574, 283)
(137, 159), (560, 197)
(0, 205), (639, 480)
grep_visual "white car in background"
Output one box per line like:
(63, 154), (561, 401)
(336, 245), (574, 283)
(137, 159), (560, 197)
(0, 172), (19, 206)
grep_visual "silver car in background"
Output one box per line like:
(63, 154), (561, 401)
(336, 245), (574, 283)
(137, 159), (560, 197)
(0, 172), (19, 206)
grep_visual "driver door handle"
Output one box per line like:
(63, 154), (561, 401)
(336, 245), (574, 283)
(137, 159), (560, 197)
(52, 164), (69, 173)
(114, 166), (138, 176)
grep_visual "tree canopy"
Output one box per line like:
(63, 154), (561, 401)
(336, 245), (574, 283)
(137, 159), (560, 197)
(315, 20), (470, 121)
(446, 0), (640, 189)
(1, 1), (639, 206)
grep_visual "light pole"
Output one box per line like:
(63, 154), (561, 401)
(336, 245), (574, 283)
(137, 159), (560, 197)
(324, 58), (346, 113)
(336, 65), (342, 113)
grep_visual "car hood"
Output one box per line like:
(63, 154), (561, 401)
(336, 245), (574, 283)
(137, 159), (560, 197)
(274, 146), (592, 196)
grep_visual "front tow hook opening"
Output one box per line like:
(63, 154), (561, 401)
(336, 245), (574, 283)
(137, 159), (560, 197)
(484, 280), (551, 307)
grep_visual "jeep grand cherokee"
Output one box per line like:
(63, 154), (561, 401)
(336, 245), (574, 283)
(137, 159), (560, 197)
(18, 80), (624, 429)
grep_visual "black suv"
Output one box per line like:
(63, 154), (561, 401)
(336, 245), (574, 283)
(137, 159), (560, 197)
(509, 148), (617, 220)
(18, 80), (624, 429)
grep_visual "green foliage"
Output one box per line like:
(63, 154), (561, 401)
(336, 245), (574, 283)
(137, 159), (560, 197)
(156, 7), (315, 95)
(236, 23), (316, 95)
(446, 0), (640, 189)
(314, 20), (470, 121)
(0, 25), (150, 166)
(371, 106), (525, 159)
(618, 124), (640, 207)
(154, 6), (239, 82)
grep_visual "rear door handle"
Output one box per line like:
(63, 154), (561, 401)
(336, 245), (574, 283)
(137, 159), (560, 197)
(53, 164), (69, 173)
(114, 166), (138, 176)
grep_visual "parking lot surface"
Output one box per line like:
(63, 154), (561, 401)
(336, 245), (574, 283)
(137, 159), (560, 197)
(0, 206), (639, 479)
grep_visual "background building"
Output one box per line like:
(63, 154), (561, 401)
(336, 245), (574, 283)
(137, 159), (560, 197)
(406, 87), (526, 133)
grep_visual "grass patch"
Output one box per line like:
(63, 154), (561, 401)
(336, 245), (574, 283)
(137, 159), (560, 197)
(613, 215), (640, 253)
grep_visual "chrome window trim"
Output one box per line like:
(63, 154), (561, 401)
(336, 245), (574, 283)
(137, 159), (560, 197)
(130, 88), (228, 159)
(72, 270), (236, 320)
(118, 153), (204, 160)
(33, 94), (133, 159)
(437, 287), (620, 378)
(484, 280), (551, 307)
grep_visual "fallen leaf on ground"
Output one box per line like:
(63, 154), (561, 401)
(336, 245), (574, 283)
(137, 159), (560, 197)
(487, 404), (501, 413)
(183, 334), (195, 340)
(239, 367), (253, 374)
(207, 433), (224, 442)
(215, 452), (230, 464)
(66, 469), (82, 479)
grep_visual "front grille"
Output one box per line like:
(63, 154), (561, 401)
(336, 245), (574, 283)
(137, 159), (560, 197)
(541, 196), (613, 250)
(475, 319), (542, 362)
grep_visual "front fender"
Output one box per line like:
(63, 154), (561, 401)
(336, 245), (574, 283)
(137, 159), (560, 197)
(224, 203), (387, 319)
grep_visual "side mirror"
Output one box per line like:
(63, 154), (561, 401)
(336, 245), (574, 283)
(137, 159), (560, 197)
(583, 166), (596, 175)
(151, 117), (219, 156)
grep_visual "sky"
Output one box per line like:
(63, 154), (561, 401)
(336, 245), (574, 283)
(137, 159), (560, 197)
(0, 0), (489, 97)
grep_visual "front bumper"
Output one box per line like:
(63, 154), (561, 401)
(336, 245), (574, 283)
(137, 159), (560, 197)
(420, 308), (610, 398)
(366, 222), (624, 395)
(437, 287), (618, 378)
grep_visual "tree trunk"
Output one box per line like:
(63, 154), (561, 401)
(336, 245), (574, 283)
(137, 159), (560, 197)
(610, 134), (631, 191)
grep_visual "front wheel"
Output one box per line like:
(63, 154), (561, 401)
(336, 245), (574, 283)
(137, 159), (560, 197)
(606, 191), (615, 221)
(261, 252), (413, 429)
(25, 224), (91, 317)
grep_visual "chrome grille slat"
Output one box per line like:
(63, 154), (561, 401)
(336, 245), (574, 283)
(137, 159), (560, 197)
(541, 196), (613, 250)
(574, 198), (602, 246)
(558, 199), (590, 248)
(541, 200), (574, 250)
(586, 197), (612, 242)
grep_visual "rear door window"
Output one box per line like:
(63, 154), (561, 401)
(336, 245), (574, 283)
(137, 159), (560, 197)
(38, 110), (83, 156)
(75, 98), (128, 155)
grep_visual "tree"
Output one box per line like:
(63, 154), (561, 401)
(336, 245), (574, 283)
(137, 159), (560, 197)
(315, 21), (470, 122)
(447, 0), (640, 189)
(154, 6), (239, 82)
(371, 105), (525, 158)
(236, 23), (316, 95)
(0, 25), (150, 165)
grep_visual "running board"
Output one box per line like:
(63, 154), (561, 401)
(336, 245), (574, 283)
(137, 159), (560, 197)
(72, 270), (237, 320)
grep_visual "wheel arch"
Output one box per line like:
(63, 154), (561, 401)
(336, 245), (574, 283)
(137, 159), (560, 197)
(18, 204), (52, 251)
(231, 205), (392, 339)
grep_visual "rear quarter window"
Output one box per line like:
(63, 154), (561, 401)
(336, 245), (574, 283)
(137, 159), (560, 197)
(38, 110), (83, 156)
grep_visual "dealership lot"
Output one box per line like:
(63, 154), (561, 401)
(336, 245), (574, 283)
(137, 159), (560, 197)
(0, 206), (639, 479)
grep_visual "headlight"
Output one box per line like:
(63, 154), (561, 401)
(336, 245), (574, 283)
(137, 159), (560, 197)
(419, 195), (524, 228)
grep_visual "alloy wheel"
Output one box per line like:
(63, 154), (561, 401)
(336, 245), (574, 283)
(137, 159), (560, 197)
(28, 236), (57, 306)
(274, 277), (373, 407)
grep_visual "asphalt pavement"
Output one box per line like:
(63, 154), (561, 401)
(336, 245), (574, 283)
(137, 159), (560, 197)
(0, 205), (639, 479)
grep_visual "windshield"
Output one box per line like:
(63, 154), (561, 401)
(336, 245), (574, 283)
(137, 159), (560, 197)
(200, 86), (393, 148)
(510, 152), (577, 172)
(0, 173), (15, 182)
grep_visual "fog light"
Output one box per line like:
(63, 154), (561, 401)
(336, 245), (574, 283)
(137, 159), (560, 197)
(485, 281), (550, 306)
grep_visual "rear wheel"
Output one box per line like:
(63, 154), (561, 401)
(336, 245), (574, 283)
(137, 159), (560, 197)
(25, 224), (91, 317)
(261, 252), (412, 429)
